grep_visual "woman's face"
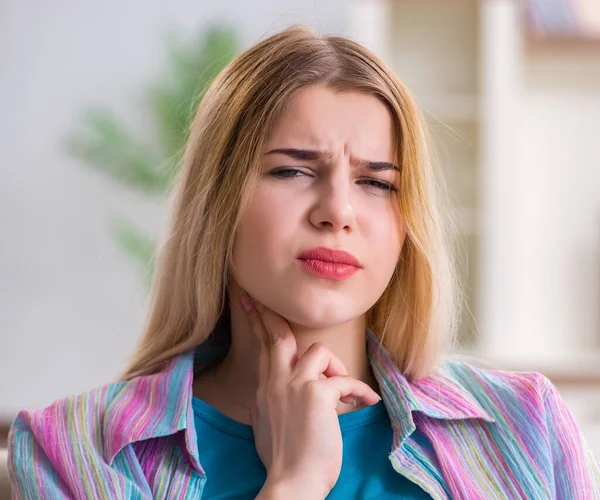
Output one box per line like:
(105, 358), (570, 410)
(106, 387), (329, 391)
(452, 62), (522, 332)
(231, 84), (406, 328)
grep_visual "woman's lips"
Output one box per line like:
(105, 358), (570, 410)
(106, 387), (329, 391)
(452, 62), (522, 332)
(297, 246), (361, 267)
(297, 259), (360, 280)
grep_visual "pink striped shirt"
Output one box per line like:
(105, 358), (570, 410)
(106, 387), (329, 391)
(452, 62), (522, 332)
(8, 331), (600, 498)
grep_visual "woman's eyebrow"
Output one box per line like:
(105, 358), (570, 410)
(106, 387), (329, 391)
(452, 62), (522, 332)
(264, 148), (399, 172)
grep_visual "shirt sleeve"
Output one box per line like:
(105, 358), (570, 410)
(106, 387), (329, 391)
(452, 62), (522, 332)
(543, 378), (600, 499)
(8, 416), (74, 499)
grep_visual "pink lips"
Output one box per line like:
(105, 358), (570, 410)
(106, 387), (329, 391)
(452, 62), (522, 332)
(297, 246), (362, 281)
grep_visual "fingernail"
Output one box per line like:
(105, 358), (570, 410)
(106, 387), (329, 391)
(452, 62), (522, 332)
(240, 296), (253, 314)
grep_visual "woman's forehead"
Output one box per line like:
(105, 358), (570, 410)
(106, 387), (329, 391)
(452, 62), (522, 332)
(264, 85), (395, 163)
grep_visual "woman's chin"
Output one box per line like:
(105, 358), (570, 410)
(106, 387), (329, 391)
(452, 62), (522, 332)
(281, 303), (360, 330)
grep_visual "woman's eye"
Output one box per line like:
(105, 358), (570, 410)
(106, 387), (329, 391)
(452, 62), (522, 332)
(270, 168), (307, 178)
(269, 168), (397, 193)
(359, 179), (398, 193)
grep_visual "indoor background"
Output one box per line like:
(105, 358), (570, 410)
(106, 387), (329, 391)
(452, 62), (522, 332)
(2, 0), (599, 484)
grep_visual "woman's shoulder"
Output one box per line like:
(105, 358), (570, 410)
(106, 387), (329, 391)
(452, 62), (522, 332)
(7, 372), (182, 496)
(433, 357), (553, 419)
(436, 359), (600, 493)
(8, 379), (130, 473)
(11, 379), (128, 438)
(440, 357), (550, 393)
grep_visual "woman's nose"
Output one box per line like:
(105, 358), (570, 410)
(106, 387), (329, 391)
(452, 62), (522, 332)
(308, 176), (356, 232)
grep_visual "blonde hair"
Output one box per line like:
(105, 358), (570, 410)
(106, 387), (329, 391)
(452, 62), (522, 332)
(118, 25), (462, 382)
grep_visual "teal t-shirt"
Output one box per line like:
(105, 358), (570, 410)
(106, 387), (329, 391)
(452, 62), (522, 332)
(192, 396), (431, 499)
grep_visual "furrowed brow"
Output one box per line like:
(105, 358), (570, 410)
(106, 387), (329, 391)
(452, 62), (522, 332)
(265, 148), (399, 172)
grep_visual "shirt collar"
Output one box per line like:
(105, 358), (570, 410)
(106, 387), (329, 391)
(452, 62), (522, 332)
(102, 350), (201, 469)
(103, 329), (495, 469)
(366, 330), (496, 448)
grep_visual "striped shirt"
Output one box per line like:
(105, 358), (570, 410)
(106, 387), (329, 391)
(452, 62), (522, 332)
(8, 330), (600, 499)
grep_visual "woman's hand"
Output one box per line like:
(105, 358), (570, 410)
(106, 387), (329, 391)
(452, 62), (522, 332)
(240, 295), (381, 500)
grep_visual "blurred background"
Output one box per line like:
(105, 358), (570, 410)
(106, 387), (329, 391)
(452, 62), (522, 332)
(1, 0), (600, 470)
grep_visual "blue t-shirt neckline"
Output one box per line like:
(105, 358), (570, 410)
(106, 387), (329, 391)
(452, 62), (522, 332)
(191, 396), (388, 441)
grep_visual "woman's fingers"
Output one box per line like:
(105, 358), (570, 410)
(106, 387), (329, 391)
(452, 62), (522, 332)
(292, 342), (348, 381)
(240, 295), (379, 408)
(253, 300), (298, 375)
(241, 295), (382, 494)
(319, 376), (381, 406)
(241, 295), (297, 379)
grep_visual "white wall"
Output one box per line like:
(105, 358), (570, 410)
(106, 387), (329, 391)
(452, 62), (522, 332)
(0, 0), (349, 419)
(478, 2), (600, 365)
(517, 49), (600, 358)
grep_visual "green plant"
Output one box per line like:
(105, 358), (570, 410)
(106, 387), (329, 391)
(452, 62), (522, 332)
(66, 25), (238, 286)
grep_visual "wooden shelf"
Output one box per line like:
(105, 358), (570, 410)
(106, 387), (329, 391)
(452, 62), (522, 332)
(525, 33), (600, 50)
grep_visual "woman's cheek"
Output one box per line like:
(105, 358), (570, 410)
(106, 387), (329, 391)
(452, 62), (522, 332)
(372, 217), (404, 276)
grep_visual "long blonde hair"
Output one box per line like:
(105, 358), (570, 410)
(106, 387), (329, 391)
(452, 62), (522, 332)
(118, 25), (462, 382)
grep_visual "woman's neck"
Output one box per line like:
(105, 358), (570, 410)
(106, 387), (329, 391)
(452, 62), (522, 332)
(193, 294), (380, 422)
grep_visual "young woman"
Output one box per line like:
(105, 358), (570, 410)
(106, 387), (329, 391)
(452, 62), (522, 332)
(8, 25), (600, 499)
